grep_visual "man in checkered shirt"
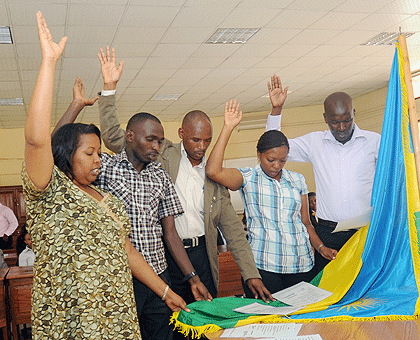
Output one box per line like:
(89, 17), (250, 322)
(95, 112), (210, 340)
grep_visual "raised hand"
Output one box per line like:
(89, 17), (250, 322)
(267, 74), (289, 109)
(98, 46), (124, 90)
(224, 99), (242, 129)
(73, 77), (98, 107)
(36, 11), (67, 61)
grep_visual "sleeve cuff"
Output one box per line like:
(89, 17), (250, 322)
(101, 89), (116, 96)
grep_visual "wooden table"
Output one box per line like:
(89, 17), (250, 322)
(204, 318), (420, 340)
(0, 268), (9, 340)
(6, 266), (33, 340)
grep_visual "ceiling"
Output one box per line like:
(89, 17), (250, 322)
(1, 0), (420, 128)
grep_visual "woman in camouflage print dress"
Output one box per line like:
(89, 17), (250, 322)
(23, 12), (187, 339)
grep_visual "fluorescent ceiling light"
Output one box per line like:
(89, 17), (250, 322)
(0, 26), (13, 44)
(206, 28), (260, 44)
(362, 32), (416, 46)
(150, 94), (182, 101)
(0, 98), (23, 105)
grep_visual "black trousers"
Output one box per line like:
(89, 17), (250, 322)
(132, 269), (173, 340)
(314, 219), (357, 274)
(166, 241), (217, 340)
(242, 266), (318, 297)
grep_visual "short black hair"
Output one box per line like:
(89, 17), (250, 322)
(308, 192), (316, 198)
(52, 123), (101, 180)
(126, 112), (161, 131)
(257, 130), (289, 154)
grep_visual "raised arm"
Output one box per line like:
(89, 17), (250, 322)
(300, 195), (337, 261)
(267, 74), (289, 116)
(97, 46), (126, 153)
(205, 100), (244, 191)
(25, 12), (67, 189)
(51, 77), (98, 136)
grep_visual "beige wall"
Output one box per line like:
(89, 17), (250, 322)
(1, 87), (418, 190)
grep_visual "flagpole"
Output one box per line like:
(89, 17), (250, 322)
(397, 35), (420, 193)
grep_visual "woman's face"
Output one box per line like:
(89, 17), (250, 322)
(24, 233), (32, 249)
(258, 145), (289, 181)
(72, 133), (101, 187)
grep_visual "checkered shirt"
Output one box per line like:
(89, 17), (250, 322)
(239, 165), (313, 274)
(95, 150), (184, 274)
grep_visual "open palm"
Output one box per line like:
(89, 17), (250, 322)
(36, 11), (67, 61)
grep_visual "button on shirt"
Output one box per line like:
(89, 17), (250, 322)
(239, 166), (313, 274)
(267, 115), (381, 222)
(0, 203), (18, 236)
(174, 143), (205, 240)
(95, 150), (184, 275)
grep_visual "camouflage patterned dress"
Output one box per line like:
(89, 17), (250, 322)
(22, 165), (142, 339)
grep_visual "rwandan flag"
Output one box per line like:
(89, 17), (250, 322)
(171, 42), (420, 339)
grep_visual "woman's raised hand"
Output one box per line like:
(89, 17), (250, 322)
(224, 99), (242, 129)
(36, 11), (67, 61)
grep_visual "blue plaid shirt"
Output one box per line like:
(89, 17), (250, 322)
(239, 165), (313, 274)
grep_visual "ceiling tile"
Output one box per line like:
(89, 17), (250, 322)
(347, 13), (411, 31)
(170, 6), (231, 28)
(286, 29), (341, 45)
(8, 3), (67, 26)
(115, 26), (167, 44)
(309, 11), (371, 30)
(333, 0), (393, 13)
(121, 6), (181, 27)
(218, 7), (283, 28)
(150, 43), (199, 58)
(267, 10), (327, 29)
(286, 0), (346, 12)
(160, 27), (215, 44)
(68, 4), (125, 26)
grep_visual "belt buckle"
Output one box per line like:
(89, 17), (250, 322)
(191, 236), (199, 247)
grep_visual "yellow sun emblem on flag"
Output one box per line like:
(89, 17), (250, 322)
(333, 297), (383, 312)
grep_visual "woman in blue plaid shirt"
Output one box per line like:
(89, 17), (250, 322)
(206, 100), (337, 295)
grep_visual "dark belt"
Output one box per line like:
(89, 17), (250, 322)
(317, 218), (338, 228)
(183, 235), (205, 249)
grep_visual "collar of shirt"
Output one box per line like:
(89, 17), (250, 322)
(116, 149), (161, 173)
(180, 142), (206, 168)
(322, 124), (366, 145)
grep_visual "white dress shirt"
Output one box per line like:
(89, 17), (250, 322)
(19, 246), (35, 266)
(267, 114), (381, 222)
(0, 203), (18, 236)
(173, 143), (206, 239)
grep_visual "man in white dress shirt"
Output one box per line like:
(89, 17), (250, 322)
(0, 202), (19, 250)
(266, 75), (381, 272)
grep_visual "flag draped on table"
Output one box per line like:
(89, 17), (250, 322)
(171, 42), (420, 339)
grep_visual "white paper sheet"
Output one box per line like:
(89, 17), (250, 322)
(272, 282), (332, 306)
(332, 206), (374, 233)
(233, 302), (304, 315)
(255, 335), (323, 340)
(221, 323), (302, 338)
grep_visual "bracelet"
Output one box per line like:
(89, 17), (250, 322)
(182, 271), (197, 283)
(161, 285), (169, 301)
(317, 244), (325, 253)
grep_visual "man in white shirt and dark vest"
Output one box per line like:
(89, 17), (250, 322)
(266, 74), (381, 273)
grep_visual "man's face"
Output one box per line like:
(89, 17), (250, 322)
(178, 119), (212, 166)
(324, 101), (355, 144)
(309, 195), (316, 212)
(127, 119), (164, 164)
